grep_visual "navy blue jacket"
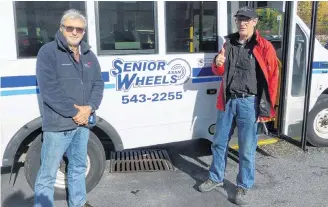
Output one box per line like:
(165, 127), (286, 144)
(36, 30), (104, 132)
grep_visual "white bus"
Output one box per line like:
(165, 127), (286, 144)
(0, 0), (327, 199)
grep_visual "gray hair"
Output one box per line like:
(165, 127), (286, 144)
(60, 9), (87, 28)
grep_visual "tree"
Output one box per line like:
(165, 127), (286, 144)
(297, 1), (328, 35)
(256, 8), (283, 37)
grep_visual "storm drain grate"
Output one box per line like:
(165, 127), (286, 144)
(110, 149), (175, 173)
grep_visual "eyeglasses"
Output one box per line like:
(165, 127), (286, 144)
(61, 25), (85, 34)
(235, 17), (253, 24)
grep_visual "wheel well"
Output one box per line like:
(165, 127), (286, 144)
(4, 128), (42, 169)
(317, 89), (328, 102)
(2, 116), (123, 167)
(322, 88), (328, 95)
(2, 117), (42, 167)
(94, 116), (124, 152)
(17, 128), (42, 154)
(91, 126), (115, 160)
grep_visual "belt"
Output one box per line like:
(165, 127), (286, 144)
(228, 93), (256, 99)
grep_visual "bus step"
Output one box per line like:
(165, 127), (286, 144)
(109, 149), (175, 173)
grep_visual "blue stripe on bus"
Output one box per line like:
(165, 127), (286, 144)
(1, 83), (116, 96)
(192, 67), (215, 77)
(102, 72), (110, 82)
(1, 88), (40, 96)
(1, 72), (110, 88)
(312, 61), (328, 69)
(1, 61), (328, 95)
(313, 69), (328, 74)
(190, 62), (328, 78)
(104, 83), (115, 89)
(192, 77), (222, 83)
(1, 75), (37, 88)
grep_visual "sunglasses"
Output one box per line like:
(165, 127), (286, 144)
(61, 25), (85, 34)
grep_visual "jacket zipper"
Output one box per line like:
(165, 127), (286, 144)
(80, 56), (85, 105)
(66, 49), (85, 105)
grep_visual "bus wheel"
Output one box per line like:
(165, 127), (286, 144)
(24, 130), (106, 200)
(307, 96), (328, 147)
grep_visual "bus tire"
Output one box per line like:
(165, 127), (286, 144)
(307, 96), (328, 147)
(24, 130), (106, 200)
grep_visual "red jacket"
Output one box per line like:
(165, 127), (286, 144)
(212, 31), (279, 122)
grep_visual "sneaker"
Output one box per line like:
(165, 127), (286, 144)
(234, 187), (249, 206)
(82, 201), (94, 207)
(198, 178), (223, 192)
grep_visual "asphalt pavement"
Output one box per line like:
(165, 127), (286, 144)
(2, 139), (328, 207)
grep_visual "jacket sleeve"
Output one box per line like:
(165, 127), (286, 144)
(211, 43), (226, 76)
(36, 46), (78, 117)
(87, 55), (104, 111)
(267, 44), (279, 109)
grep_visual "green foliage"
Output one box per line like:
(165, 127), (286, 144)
(256, 8), (283, 37)
(255, 2), (328, 42)
(297, 1), (328, 35)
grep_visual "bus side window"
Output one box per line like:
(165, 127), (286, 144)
(165, 1), (218, 53)
(291, 25), (307, 97)
(97, 1), (156, 55)
(14, 1), (86, 58)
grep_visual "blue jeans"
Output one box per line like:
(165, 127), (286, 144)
(209, 96), (258, 189)
(34, 127), (89, 207)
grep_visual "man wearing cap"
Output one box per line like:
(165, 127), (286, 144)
(198, 6), (279, 205)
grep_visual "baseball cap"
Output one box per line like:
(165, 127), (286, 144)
(234, 6), (259, 18)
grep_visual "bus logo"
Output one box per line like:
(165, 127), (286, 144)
(110, 58), (191, 91)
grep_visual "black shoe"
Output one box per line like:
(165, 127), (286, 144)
(82, 201), (94, 207)
(234, 187), (249, 206)
(198, 178), (223, 192)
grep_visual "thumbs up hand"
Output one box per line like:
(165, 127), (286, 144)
(215, 48), (226, 67)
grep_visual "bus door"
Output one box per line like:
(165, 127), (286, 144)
(253, 1), (310, 143)
(279, 1), (310, 144)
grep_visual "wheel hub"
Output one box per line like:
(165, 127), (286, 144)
(322, 119), (328, 126)
(314, 109), (328, 139)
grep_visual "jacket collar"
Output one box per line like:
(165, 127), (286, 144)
(225, 30), (260, 45)
(55, 30), (90, 54)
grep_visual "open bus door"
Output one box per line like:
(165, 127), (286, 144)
(251, 1), (293, 137)
(252, 1), (320, 150)
(226, 1), (292, 148)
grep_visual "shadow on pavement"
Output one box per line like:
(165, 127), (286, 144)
(2, 190), (53, 207)
(2, 162), (25, 188)
(2, 190), (34, 207)
(142, 139), (238, 203)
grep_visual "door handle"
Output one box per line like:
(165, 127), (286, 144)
(207, 89), (217, 95)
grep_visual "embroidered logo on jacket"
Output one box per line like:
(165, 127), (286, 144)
(84, 62), (92, 68)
